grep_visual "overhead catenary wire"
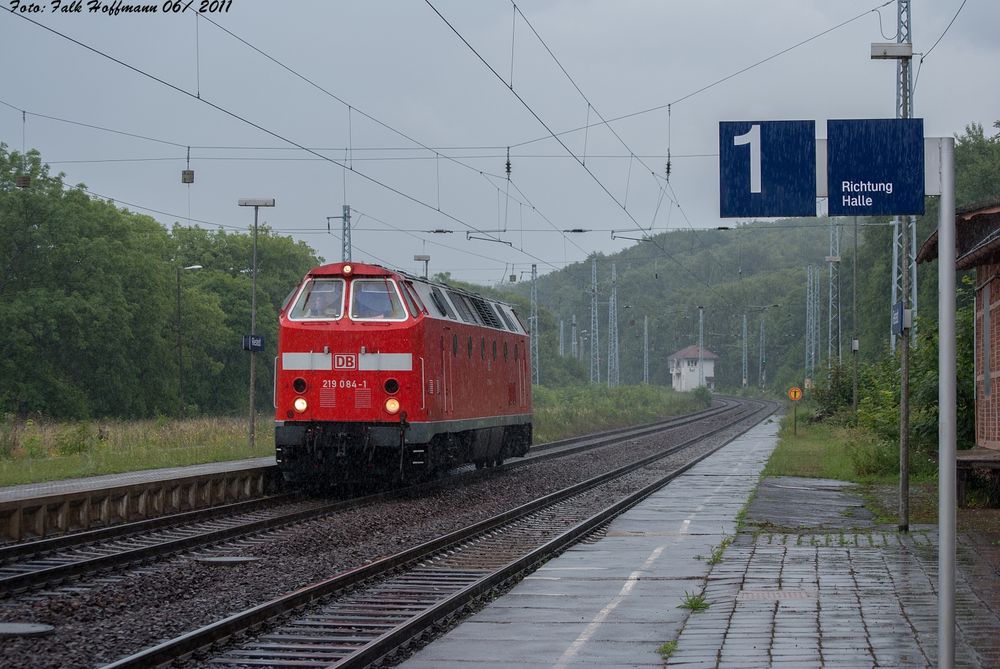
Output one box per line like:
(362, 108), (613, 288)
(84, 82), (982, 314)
(1, 22), (590, 266)
(190, 8), (588, 258)
(3, 3), (903, 300)
(501, 1), (882, 311)
(913, 0), (969, 96)
(426, 0), (727, 300)
(508, 0), (895, 150)
(5, 9), (566, 273)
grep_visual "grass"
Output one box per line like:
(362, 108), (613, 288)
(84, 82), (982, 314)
(0, 384), (710, 487)
(706, 535), (734, 565)
(758, 410), (1000, 532)
(677, 591), (710, 612)
(762, 414), (858, 481)
(0, 415), (273, 486)
(532, 385), (710, 443)
(656, 640), (678, 660)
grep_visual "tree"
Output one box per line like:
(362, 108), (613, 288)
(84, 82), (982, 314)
(0, 145), (321, 419)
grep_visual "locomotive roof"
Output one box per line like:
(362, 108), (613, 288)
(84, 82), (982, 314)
(306, 262), (517, 309)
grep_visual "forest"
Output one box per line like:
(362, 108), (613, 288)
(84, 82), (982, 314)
(0, 146), (320, 418)
(1, 120), (998, 421)
(510, 121), (1000, 397)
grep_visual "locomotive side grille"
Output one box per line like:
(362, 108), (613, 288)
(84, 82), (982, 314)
(355, 388), (372, 409)
(468, 296), (503, 328)
(320, 387), (336, 408)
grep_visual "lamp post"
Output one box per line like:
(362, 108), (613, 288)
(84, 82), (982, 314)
(239, 198), (275, 451)
(176, 264), (202, 417)
(414, 254), (430, 279)
(872, 33), (915, 533)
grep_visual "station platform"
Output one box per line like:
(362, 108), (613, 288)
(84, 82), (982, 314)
(400, 417), (1000, 668)
(0, 456), (275, 503)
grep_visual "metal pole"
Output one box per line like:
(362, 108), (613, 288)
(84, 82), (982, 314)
(571, 315), (578, 359)
(900, 212), (910, 532)
(742, 313), (748, 388)
(530, 264), (539, 385)
(853, 216), (859, 414)
(239, 197), (272, 451)
(590, 259), (599, 384)
(249, 205), (259, 451)
(698, 306), (704, 388)
(342, 204), (351, 262)
(643, 315), (649, 385)
(176, 267), (182, 418)
(898, 5), (912, 533)
(938, 137), (956, 669)
(759, 317), (765, 389)
(608, 263), (619, 388)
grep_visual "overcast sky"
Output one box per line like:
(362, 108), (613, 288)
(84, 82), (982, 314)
(2, 0), (997, 284)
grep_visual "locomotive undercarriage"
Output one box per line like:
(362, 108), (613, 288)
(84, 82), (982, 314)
(275, 420), (531, 489)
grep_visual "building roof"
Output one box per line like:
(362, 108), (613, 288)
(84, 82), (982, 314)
(916, 198), (1000, 270)
(669, 345), (719, 361)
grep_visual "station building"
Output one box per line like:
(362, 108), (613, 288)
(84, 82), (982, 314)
(917, 198), (1000, 449)
(668, 345), (718, 392)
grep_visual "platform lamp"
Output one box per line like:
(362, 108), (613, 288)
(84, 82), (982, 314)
(239, 198), (275, 451)
(414, 254), (430, 279)
(176, 264), (202, 417)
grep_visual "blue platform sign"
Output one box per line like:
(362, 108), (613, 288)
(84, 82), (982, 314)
(242, 334), (264, 352)
(827, 118), (924, 216)
(719, 120), (816, 218)
(891, 300), (904, 336)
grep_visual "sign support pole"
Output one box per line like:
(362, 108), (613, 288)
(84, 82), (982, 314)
(900, 211), (910, 533)
(249, 204), (259, 452)
(937, 137), (956, 669)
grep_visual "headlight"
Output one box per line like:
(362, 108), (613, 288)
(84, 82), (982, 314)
(384, 398), (400, 414)
(293, 397), (308, 413)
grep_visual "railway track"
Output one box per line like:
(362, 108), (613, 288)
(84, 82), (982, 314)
(0, 400), (744, 597)
(103, 399), (775, 668)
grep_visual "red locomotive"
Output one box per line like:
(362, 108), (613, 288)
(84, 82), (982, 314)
(274, 262), (533, 486)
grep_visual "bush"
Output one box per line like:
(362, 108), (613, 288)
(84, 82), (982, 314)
(812, 361), (854, 418)
(0, 414), (19, 459)
(850, 437), (897, 477)
(54, 422), (99, 456)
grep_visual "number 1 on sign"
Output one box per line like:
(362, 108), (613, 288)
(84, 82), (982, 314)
(733, 124), (761, 194)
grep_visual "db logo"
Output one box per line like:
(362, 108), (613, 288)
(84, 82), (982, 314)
(334, 354), (357, 370)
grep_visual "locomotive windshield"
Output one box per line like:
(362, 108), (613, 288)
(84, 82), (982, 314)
(350, 279), (407, 321)
(288, 278), (345, 320)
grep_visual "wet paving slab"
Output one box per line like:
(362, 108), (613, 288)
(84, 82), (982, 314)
(399, 417), (1000, 668)
(669, 476), (1000, 668)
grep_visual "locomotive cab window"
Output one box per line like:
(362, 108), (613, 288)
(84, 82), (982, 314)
(431, 286), (458, 321)
(350, 279), (408, 321)
(288, 278), (345, 320)
(399, 282), (420, 317)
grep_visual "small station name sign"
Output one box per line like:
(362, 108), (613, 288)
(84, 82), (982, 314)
(242, 334), (264, 352)
(720, 118), (925, 218)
